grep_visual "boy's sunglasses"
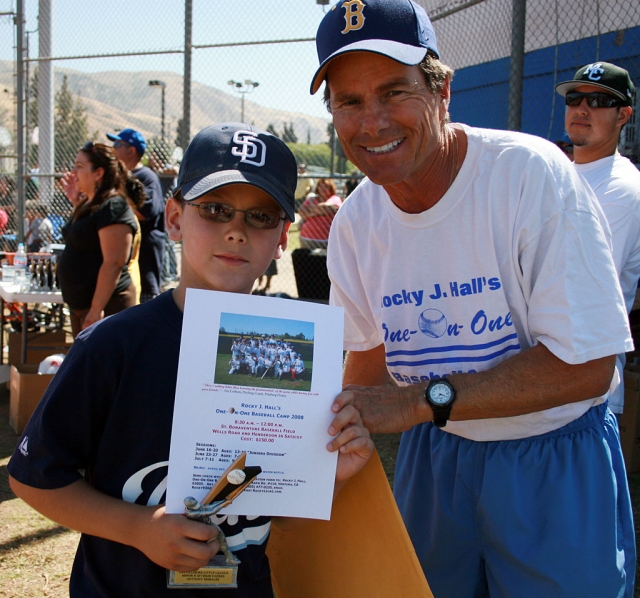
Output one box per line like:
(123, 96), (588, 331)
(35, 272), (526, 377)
(186, 201), (286, 229)
(565, 91), (625, 108)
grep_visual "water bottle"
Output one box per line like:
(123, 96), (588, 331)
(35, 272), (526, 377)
(14, 243), (28, 271)
(14, 243), (28, 289)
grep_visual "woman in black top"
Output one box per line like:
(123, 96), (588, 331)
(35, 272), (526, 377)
(59, 142), (140, 337)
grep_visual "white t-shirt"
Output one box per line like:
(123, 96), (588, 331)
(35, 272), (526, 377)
(574, 154), (640, 413)
(328, 125), (632, 442)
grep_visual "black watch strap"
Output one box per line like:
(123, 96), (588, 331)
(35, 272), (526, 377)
(431, 402), (453, 428)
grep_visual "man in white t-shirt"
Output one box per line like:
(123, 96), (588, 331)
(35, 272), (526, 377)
(556, 61), (640, 416)
(310, 1), (635, 596)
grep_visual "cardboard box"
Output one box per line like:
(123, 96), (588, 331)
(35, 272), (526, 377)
(9, 364), (54, 434)
(8, 328), (71, 366)
(619, 364), (640, 473)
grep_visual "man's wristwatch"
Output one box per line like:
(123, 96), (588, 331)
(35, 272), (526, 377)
(425, 378), (456, 428)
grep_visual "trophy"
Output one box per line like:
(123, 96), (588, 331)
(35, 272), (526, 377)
(167, 452), (262, 589)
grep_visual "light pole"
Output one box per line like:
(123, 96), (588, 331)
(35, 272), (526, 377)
(148, 80), (166, 141)
(227, 79), (259, 123)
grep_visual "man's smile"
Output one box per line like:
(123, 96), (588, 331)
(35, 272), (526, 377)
(365, 138), (405, 153)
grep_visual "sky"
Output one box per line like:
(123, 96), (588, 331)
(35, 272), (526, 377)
(220, 312), (315, 340)
(0, 0), (334, 120)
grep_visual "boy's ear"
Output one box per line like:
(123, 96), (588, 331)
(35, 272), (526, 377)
(165, 197), (184, 242)
(272, 220), (291, 260)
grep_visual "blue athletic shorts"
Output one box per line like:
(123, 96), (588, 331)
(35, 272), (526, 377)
(394, 403), (635, 598)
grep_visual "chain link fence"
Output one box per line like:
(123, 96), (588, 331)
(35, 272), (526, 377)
(0, 0), (638, 302)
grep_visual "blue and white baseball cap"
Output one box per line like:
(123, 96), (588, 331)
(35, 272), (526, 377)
(175, 123), (297, 221)
(310, 0), (439, 94)
(106, 128), (147, 155)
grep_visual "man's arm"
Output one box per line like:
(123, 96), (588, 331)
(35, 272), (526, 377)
(8, 476), (221, 572)
(343, 344), (390, 387)
(335, 342), (615, 434)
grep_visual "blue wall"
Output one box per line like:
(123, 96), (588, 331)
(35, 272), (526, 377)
(450, 25), (640, 142)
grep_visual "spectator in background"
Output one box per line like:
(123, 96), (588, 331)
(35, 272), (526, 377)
(25, 200), (54, 252)
(294, 162), (315, 210)
(0, 175), (16, 233)
(255, 259), (278, 295)
(298, 178), (342, 249)
(148, 143), (179, 200)
(0, 206), (7, 235)
(122, 174), (147, 305)
(343, 171), (362, 197)
(556, 61), (640, 419)
(107, 128), (165, 302)
(148, 145), (180, 285)
(59, 142), (139, 337)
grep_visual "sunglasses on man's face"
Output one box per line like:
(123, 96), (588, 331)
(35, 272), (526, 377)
(185, 201), (286, 229)
(565, 91), (625, 108)
(112, 141), (130, 149)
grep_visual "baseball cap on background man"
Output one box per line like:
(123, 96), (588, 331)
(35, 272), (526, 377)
(555, 62), (635, 106)
(174, 123), (296, 221)
(105, 128), (147, 155)
(310, 0), (439, 94)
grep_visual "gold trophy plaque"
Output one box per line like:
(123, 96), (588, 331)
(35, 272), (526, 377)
(167, 452), (261, 589)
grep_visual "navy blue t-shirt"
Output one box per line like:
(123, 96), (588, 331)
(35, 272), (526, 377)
(8, 291), (272, 597)
(133, 166), (166, 297)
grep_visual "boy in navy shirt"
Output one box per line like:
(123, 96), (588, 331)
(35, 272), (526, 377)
(8, 123), (373, 597)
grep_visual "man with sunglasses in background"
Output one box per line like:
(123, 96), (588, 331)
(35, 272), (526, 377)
(556, 62), (640, 420)
(107, 128), (166, 303)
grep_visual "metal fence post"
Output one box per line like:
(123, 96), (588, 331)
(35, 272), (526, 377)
(38, 0), (54, 206)
(15, 0), (26, 244)
(508, 0), (526, 132)
(183, 0), (192, 151)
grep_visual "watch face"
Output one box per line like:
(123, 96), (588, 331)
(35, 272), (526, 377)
(429, 383), (452, 405)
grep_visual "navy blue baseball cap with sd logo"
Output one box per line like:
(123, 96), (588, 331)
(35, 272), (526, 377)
(310, 0), (439, 94)
(175, 123), (297, 221)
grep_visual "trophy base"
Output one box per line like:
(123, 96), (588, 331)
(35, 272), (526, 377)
(167, 555), (239, 589)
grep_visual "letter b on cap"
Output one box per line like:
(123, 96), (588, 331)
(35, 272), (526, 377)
(342, 0), (366, 34)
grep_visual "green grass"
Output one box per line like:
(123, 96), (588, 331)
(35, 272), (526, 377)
(214, 353), (312, 392)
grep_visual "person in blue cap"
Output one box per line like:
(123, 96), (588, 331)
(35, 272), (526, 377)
(107, 127), (166, 303)
(314, 1), (635, 596)
(7, 123), (374, 597)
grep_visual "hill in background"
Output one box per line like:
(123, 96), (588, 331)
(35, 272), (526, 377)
(0, 60), (330, 150)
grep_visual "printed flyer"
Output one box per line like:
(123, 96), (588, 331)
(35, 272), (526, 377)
(166, 288), (344, 520)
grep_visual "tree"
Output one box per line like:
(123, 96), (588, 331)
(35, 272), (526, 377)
(54, 75), (90, 170)
(282, 122), (298, 143)
(266, 123), (280, 138)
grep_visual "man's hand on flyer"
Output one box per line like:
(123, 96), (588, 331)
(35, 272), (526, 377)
(326, 404), (375, 488)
